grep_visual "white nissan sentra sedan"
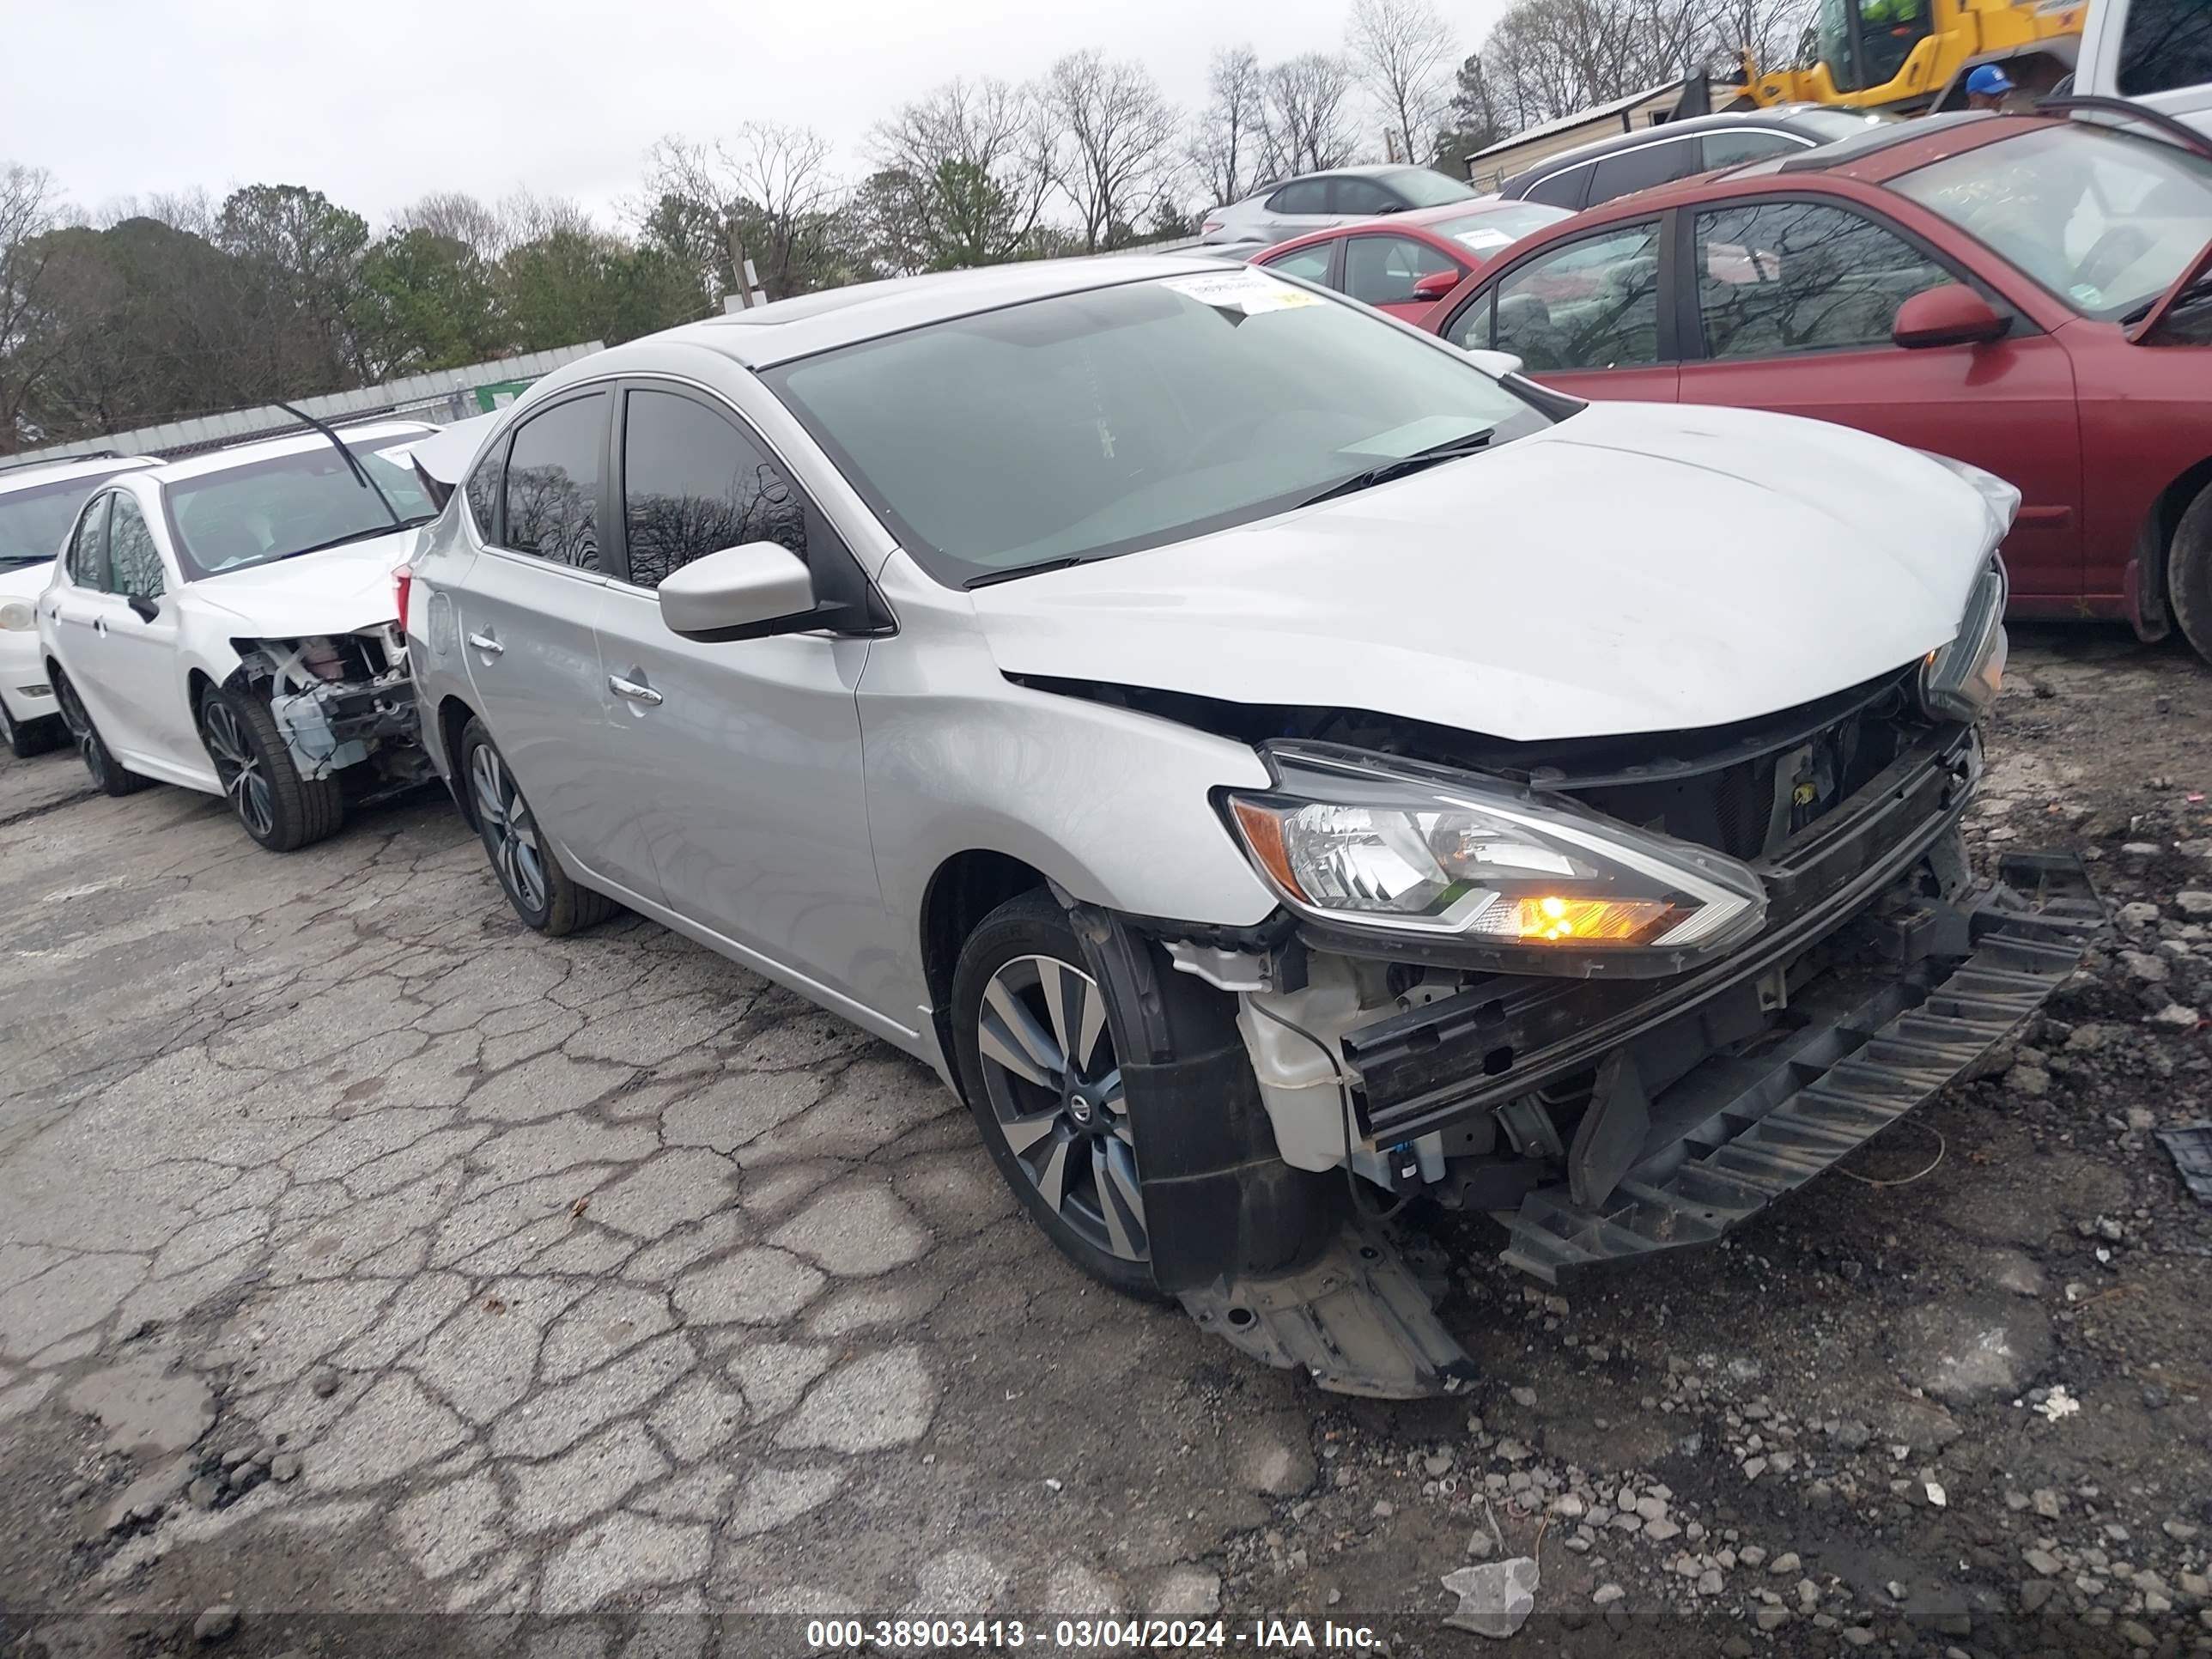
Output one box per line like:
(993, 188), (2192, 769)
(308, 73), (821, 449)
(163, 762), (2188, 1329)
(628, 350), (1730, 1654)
(36, 422), (438, 848)
(404, 258), (2096, 1395)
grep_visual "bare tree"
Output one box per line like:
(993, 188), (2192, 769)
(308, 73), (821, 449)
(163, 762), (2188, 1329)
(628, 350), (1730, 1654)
(1346, 0), (1460, 165)
(395, 189), (591, 262)
(1259, 53), (1360, 177)
(1703, 0), (1819, 76)
(640, 125), (848, 300)
(1042, 51), (1182, 252)
(1189, 46), (1267, 209)
(868, 78), (1055, 270)
(1481, 0), (1709, 129)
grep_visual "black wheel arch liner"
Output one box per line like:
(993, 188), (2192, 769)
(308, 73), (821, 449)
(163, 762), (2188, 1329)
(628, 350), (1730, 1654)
(1055, 887), (1346, 1296)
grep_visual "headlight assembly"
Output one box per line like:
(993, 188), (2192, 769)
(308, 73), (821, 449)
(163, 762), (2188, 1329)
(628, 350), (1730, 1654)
(1223, 745), (1767, 974)
(1920, 560), (2008, 723)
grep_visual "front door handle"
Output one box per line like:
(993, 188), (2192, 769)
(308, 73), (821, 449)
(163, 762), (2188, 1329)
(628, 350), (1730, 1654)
(466, 631), (504, 656)
(607, 674), (663, 707)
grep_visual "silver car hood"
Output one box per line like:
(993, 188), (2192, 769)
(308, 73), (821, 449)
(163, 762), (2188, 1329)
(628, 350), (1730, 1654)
(969, 402), (1991, 743)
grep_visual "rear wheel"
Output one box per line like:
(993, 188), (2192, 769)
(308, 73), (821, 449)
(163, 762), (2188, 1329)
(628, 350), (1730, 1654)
(951, 891), (1155, 1296)
(2168, 481), (2212, 667)
(54, 674), (149, 797)
(0, 696), (61, 761)
(458, 717), (613, 935)
(197, 688), (345, 852)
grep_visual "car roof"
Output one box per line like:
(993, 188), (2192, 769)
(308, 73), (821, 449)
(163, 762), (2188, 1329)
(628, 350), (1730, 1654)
(1256, 197), (1565, 258)
(1503, 108), (1844, 185)
(586, 255), (1243, 374)
(143, 421), (439, 486)
(0, 453), (162, 495)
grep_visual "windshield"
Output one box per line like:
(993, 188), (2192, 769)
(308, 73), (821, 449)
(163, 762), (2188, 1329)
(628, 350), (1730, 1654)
(1890, 123), (2212, 321)
(0, 465), (149, 571)
(1430, 203), (1572, 253)
(165, 436), (436, 580)
(1388, 167), (1480, 207)
(764, 271), (1551, 585)
(1814, 0), (1866, 90)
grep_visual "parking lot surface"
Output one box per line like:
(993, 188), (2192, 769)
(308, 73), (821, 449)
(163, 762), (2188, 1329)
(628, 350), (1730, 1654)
(2, 629), (2209, 1658)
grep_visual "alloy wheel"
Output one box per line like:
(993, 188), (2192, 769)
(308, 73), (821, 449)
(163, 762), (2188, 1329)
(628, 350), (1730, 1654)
(469, 742), (548, 915)
(975, 953), (1147, 1262)
(199, 699), (275, 841)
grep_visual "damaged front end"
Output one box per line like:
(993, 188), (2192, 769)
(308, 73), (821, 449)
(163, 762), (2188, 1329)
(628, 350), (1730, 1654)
(233, 628), (433, 799)
(1083, 630), (2099, 1397)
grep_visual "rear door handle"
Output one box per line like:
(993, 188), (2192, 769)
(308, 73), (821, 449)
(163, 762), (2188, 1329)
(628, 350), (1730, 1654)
(466, 631), (504, 656)
(607, 674), (663, 707)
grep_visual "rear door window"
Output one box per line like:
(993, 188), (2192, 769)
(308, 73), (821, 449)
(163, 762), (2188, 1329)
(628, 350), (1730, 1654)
(1263, 242), (1337, 283)
(1587, 137), (1703, 205)
(1342, 234), (1461, 305)
(2118, 0), (2212, 95)
(465, 440), (507, 540)
(1522, 167), (1591, 210)
(1266, 179), (1329, 215)
(501, 393), (609, 570)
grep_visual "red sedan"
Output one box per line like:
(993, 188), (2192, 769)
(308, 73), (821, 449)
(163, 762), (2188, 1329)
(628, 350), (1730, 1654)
(1254, 199), (1572, 323)
(1423, 110), (2212, 657)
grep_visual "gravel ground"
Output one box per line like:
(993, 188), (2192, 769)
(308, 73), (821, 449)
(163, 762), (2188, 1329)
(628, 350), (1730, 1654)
(0, 625), (2207, 1659)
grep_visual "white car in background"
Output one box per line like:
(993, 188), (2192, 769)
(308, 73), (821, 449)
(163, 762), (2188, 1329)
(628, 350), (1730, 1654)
(36, 421), (440, 849)
(0, 453), (162, 759)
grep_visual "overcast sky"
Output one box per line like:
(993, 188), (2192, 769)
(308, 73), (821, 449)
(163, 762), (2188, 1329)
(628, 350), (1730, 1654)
(3, 0), (1499, 229)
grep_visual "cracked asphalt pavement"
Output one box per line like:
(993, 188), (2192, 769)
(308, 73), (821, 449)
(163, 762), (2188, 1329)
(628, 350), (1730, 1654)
(0, 761), (1288, 1655)
(3, 630), (2209, 1659)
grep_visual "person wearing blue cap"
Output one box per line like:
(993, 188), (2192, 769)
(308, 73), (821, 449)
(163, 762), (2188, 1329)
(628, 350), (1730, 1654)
(1966, 64), (2017, 110)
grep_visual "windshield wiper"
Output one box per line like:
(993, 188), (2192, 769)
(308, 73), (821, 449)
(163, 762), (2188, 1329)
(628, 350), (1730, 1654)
(965, 556), (1087, 589)
(1297, 428), (1497, 508)
(276, 400), (402, 524)
(2123, 273), (2212, 325)
(271, 522), (422, 561)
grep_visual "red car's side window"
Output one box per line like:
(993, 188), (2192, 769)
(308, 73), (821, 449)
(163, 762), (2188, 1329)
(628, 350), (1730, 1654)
(1690, 201), (1955, 360)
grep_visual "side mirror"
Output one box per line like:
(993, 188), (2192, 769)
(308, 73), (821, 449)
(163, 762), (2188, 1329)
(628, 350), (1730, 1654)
(1461, 346), (1528, 380)
(127, 595), (159, 623)
(1412, 269), (1463, 302)
(1893, 284), (2009, 349)
(658, 541), (820, 643)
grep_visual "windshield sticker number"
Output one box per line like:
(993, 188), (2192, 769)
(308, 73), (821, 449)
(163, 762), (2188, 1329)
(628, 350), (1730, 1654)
(1161, 270), (1324, 315)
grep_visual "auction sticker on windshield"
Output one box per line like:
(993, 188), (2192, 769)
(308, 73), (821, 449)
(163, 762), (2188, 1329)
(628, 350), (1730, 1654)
(1160, 269), (1323, 314)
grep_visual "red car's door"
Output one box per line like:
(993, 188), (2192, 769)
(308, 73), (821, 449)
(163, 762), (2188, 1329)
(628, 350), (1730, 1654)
(1340, 230), (1469, 322)
(1435, 217), (1681, 403)
(1673, 197), (2083, 599)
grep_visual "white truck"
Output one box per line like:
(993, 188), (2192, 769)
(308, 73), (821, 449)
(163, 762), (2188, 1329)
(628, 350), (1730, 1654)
(2072, 0), (2212, 133)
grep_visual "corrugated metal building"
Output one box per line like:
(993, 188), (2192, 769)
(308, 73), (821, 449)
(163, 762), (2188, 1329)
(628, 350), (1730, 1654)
(1465, 81), (1692, 191)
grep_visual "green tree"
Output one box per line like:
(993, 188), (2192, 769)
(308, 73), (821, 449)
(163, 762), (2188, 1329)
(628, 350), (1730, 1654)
(213, 184), (369, 390)
(497, 228), (701, 350)
(349, 229), (503, 379)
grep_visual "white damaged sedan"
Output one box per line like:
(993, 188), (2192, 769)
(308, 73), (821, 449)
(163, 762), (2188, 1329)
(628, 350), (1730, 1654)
(35, 422), (438, 849)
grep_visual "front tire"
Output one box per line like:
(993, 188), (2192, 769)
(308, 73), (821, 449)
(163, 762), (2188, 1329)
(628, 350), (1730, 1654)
(54, 673), (150, 797)
(2167, 481), (2212, 666)
(457, 717), (612, 935)
(197, 687), (344, 852)
(951, 890), (1156, 1296)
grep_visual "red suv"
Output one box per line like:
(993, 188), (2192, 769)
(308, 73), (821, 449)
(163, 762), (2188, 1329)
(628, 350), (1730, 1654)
(1425, 110), (2212, 658)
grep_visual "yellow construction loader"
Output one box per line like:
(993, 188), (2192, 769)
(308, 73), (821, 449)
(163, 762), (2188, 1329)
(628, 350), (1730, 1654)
(1737, 0), (2087, 113)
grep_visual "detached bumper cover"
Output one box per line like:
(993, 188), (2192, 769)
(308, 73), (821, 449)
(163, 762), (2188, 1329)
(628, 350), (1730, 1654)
(1499, 852), (2100, 1283)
